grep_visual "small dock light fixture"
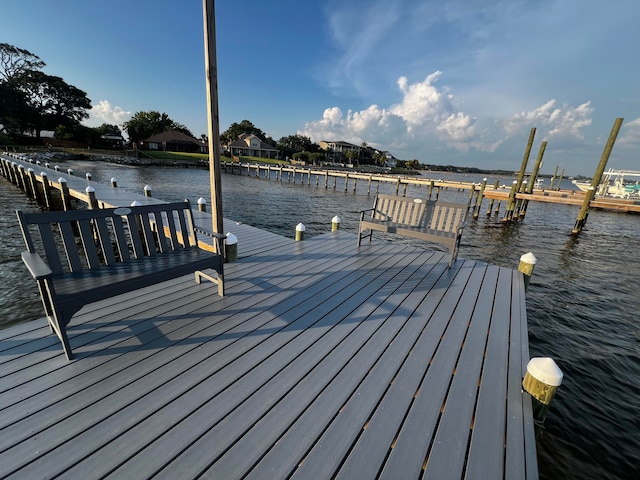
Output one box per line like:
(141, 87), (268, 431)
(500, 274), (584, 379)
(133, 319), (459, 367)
(522, 357), (563, 432)
(518, 252), (537, 291)
(224, 232), (238, 262)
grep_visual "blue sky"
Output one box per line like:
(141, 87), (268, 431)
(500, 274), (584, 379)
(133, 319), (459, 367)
(3, 0), (640, 175)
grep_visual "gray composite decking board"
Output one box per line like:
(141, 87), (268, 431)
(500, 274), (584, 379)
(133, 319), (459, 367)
(0, 222), (536, 479)
(422, 265), (503, 479)
(0, 235), (376, 438)
(163, 250), (447, 479)
(462, 267), (512, 479)
(0, 274), (202, 368)
(0, 239), (407, 477)
(506, 269), (528, 480)
(21, 244), (416, 476)
(0, 269), (218, 370)
(377, 264), (489, 479)
(509, 271), (539, 480)
(0, 236), (359, 411)
(291, 260), (479, 480)
(0, 231), (349, 374)
(241, 256), (457, 480)
(82, 246), (434, 479)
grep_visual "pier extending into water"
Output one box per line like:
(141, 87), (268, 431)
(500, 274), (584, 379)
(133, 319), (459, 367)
(1, 152), (539, 479)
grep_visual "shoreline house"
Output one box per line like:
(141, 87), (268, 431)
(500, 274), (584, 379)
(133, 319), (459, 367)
(319, 140), (360, 163)
(141, 130), (206, 153)
(227, 133), (279, 159)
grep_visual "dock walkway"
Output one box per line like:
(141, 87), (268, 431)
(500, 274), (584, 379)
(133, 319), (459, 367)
(0, 222), (537, 479)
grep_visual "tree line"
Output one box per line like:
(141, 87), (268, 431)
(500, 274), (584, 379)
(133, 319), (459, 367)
(0, 43), (418, 168)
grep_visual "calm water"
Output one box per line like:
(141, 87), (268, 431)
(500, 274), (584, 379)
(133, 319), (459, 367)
(1, 160), (639, 479)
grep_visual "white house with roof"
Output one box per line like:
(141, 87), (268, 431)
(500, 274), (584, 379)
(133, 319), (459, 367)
(227, 133), (279, 159)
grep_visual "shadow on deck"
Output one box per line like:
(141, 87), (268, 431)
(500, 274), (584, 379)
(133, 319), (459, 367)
(0, 228), (537, 479)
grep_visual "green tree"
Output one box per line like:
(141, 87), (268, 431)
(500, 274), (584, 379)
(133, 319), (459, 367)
(13, 70), (91, 137)
(0, 43), (91, 138)
(220, 119), (273, 146)
(0, 43), (45, 83)
(94, 123), (123, 136)
(277, 134), (314, 159)
(123, 111), (175, 144)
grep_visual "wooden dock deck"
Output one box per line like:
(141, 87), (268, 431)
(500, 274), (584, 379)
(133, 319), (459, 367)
(0, 216), (538, 478)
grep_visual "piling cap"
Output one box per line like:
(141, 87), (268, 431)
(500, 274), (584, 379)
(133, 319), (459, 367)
(197, 197), (206, 205)
(296, 223), (306, 232)
(526, 357), (563, 386)
(332, 215), (341, 223)
(225, 232), (238, 245)
(144, 185), (152, 191)
(520, 252), (537, 264)
(85, 186), (95, 193)
(58, 177), (67, 183)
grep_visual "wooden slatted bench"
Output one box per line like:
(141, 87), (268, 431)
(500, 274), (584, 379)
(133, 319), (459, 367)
(357, 194), (469, 268)
(16, 200), (225, 360)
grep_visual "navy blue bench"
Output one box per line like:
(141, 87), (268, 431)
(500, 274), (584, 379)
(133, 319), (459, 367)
(17, 201), (225, 360)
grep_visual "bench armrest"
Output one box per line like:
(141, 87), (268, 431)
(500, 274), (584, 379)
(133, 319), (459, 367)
(21, 251), (53, 280)
(359, 208), (375, 220)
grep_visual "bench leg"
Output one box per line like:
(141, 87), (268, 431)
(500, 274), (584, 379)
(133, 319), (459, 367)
(195, 270), (225, 297)
(40, 281), (74, 359)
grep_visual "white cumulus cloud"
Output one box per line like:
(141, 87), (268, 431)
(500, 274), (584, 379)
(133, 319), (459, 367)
(90, 100), (132, 126)
(504, 100), (593, 139)
(302, 72), (480, 154)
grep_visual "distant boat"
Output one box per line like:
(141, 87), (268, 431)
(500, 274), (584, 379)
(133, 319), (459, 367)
(572, 169), (640, 198)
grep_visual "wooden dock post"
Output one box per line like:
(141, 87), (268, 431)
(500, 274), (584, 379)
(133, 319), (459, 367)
(474, 178), (487, 219)
(549, 166), (559, 190)
(556, 168), (565, 190)
(86, 186), (98, 209)
(520, 141), (547, 221)
(502, 180), (518, 223)
(518, 252), (537, 291)
(572, 118), (623, 235)
(486, 180), (500, 215)
(504, 128), (536, 223)
(144, 185), (152, 197)
(295, 222), (305, 241)
(332, 215), (341, 231)
(197, 197), (207, 212)
(58, 177), (72, 211)
(26, 168), (40, 201)
(40, 172), (52, 210)
(522, 357), (563, 435)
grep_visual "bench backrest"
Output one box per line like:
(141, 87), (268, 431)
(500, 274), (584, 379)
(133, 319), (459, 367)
(425, 201), (468, 233)
(17, 201), (200, 275)
(372, 194), (432, 226)
(372, 195), (467, 232)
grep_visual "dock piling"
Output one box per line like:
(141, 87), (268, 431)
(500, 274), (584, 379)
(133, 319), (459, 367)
(572, 118), (623, 235)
